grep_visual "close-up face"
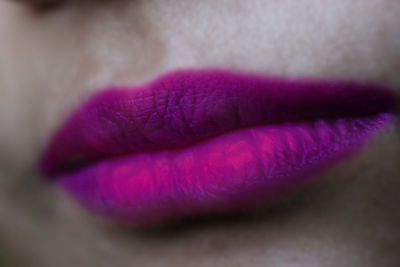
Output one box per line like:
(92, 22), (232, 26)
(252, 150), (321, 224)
(0, 0), (400, 266)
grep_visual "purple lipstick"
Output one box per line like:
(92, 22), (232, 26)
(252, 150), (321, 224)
(40, 69), (397, 226)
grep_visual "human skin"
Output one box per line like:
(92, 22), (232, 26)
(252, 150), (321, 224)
(0, 0), (399, 266)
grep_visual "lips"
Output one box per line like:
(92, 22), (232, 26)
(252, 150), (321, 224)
(40, 69), (397, 226)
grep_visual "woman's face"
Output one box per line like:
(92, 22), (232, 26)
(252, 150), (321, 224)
(0, 0), (399, 266)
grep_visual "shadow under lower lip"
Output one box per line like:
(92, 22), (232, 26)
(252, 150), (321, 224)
(56, 113), (392, 226)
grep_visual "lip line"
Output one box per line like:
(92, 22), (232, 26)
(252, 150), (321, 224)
(51, 113), (389, 177)
(40, 69), (398, 178)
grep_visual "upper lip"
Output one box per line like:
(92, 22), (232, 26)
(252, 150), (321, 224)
(40, 69), (398, 177)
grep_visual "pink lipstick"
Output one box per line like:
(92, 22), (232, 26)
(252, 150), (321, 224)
(39, 69), (397, 226)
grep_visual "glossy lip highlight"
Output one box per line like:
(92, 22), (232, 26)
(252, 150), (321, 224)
(39, 69), (397, 226)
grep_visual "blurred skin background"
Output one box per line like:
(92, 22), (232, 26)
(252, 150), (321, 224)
(0, 0), (400, 266)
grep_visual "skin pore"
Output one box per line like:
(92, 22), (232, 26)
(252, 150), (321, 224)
(0, 0), (399, 266)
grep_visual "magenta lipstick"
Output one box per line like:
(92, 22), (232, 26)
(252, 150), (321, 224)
(39, 69), (398, 226)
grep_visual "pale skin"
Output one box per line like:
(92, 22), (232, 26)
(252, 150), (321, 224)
(0, 0), (399, 266)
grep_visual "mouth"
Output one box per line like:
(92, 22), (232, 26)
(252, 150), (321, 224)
(39, 69), (398, 226)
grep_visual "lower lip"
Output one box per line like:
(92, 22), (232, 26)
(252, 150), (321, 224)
(57, 113), (392, 226)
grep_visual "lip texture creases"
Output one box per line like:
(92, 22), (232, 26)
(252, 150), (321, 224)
(39, 69), (397, 225)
